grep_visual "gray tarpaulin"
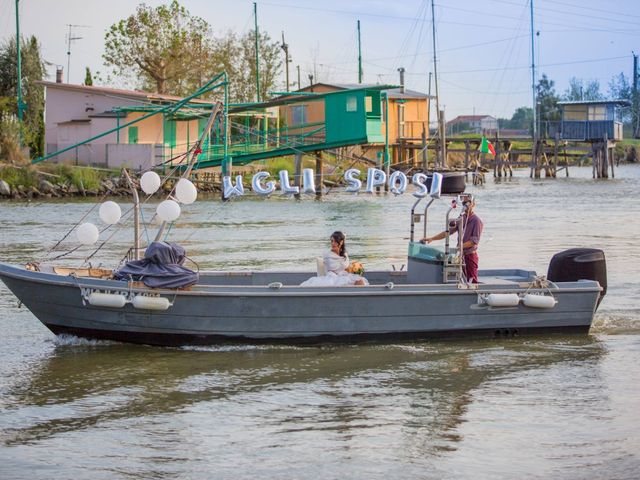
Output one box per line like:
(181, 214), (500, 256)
(114, 242), (199, 288)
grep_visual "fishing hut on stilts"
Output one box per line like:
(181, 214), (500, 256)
(531, 99), (630, 179)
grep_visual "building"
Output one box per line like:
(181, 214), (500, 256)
(284, 83), (433, 164)
(446, 115), (498, 136)
(40, 81), (210, 169)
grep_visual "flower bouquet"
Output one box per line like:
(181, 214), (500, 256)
(346, 261), (365, 276)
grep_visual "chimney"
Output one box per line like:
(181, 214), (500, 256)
(56, 67), (64, 83)
(397, 67), (405, 93)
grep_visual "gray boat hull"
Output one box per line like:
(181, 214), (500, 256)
(0, 262), (601, 346)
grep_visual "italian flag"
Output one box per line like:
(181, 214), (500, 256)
(480, 137), (496, 156)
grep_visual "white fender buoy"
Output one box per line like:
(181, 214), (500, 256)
(485, 293), (520, 307)
(522, 294), (556, 309)
(88, 292), (127, 308)
(132, 295), (171, 311)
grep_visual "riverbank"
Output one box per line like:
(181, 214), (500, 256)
(0, 163), (223, 200)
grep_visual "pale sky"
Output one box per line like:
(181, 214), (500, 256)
(2, 0), (639, 120)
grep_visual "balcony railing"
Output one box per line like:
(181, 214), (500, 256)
(540, 120), (623, 141)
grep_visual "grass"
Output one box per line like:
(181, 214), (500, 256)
(0, 165), (39, 188)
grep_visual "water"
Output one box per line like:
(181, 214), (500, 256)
(1, 166), (639, 479)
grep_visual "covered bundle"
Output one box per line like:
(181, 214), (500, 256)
(114, 242), (199, 288)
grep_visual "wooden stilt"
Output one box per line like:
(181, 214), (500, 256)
(294, 152), (302, 199)
(315, 152), (323, 199)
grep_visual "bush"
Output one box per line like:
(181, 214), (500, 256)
(0, 114), (27, 164)
(0, 165), (38, 188)
(53, 164), (104, 191)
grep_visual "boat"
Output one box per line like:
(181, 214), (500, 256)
(0, 168), (607, 346)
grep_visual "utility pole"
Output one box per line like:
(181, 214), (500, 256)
(254, 2), (260, 101)
(357, 20), (363, 84)
(281, 31), (290, 92)
(297, 65), (301, 90)
(66, 24), (85, 84)
(633, 52), (639, 138)
(15, 0), (25, 143)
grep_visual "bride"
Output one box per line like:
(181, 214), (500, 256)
(301, 231), (368, 287)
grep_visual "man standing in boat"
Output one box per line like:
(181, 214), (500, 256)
(420, 194), (484, 283)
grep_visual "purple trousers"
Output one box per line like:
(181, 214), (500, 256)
(464, 252), (479, 283)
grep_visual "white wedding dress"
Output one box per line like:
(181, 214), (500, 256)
(300, 251), (369, 287)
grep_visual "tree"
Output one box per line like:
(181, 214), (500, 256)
(103, 0), (216, 95)
(509, 106), (534, 131)
(536, 74), (560, 132)
(0, 35), (46, 158)
(608, 72), (636, 128)
(84, 67), (93, 86)
(233, 30), (282, 103)
(103, 1), (283, 102)
(563, 77), (603, 101)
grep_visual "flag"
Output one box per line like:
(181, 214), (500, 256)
(480, 137), (496, 156)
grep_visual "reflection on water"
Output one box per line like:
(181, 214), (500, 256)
(1, 167), (640, 478)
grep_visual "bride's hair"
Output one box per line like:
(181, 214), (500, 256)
(331, 231), (346, 258)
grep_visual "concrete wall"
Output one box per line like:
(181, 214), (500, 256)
(46, 143), (157, 170)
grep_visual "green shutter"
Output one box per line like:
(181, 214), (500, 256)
(128, 126), (138, 144)
(163, 116), (177, 147)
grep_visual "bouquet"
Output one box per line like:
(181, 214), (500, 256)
(346, 261), (365, 276)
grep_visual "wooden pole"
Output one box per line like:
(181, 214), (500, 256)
(421, 126), (427, 170)
(294, 152), (302, 199)
(315, 152), (323, 199)
(464, 140), (470, 180)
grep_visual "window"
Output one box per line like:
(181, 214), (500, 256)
(365, 96), (372, 113)
(588, 105), (606, 121)
(128, 126), (139, 144)
(291, 105), (307, 125)
(346, 96), (358, 112)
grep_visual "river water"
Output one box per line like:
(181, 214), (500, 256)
(1, 166), (639, 479)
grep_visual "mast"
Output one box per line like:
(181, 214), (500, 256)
(15, 0), (24, 145)
(357, 20), (363, 84)
(431, 0), (443, 168)
(530, 0), (537, 142)
(281, 31), (290, 92)
(254, 2), (260, 102)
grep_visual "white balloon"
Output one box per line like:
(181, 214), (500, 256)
(76, 222), (99, 245)
(365, 168), (386, 193)
(302, 168), (316, 194)
(389, 171), (408, 196)
(140, 171), (161, 195)
(251, 171), (275, 195)
(411, 173), (429, 198)
(99, 201), (122, 225)
(175, 178), (198, 204)
(156, 199), (181, 222)
(344, 168), (362, 193)
(279, 170), (299, 195)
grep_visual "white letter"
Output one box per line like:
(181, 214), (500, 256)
(251, 171), (276, 195)
(389, 171), (408, 196)
(429, 172), (443, 198)
(344, 168), (362, 193)
(223, 175), (245, 198)
(411, 173), (429, 198)
(302, 168), (316, 194)
(279, 170), (300, 195)
(365, 168), (386, 193)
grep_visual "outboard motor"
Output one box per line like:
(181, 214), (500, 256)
(547, 248), (607, 306)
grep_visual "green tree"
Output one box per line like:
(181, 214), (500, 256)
(608, 72), (636, 128)
(0, 35), (46, 158)
(103, 0), (216, 95)
(84, 67), (93, 86)
(563, 77), (603, 101)
(509, 106), (534, 131)
(536, 74), (560, 132)
(232, 30), (282, 102)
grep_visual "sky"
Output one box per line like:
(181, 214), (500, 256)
(2, 0), (639, 121)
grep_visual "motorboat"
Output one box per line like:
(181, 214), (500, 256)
(0, 171), (606, 346)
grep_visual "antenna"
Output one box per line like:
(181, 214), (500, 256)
(66, 24), (89, 84)
(281, 31), (290, 92)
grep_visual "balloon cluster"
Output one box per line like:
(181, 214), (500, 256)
(75, 171), (198, 245)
